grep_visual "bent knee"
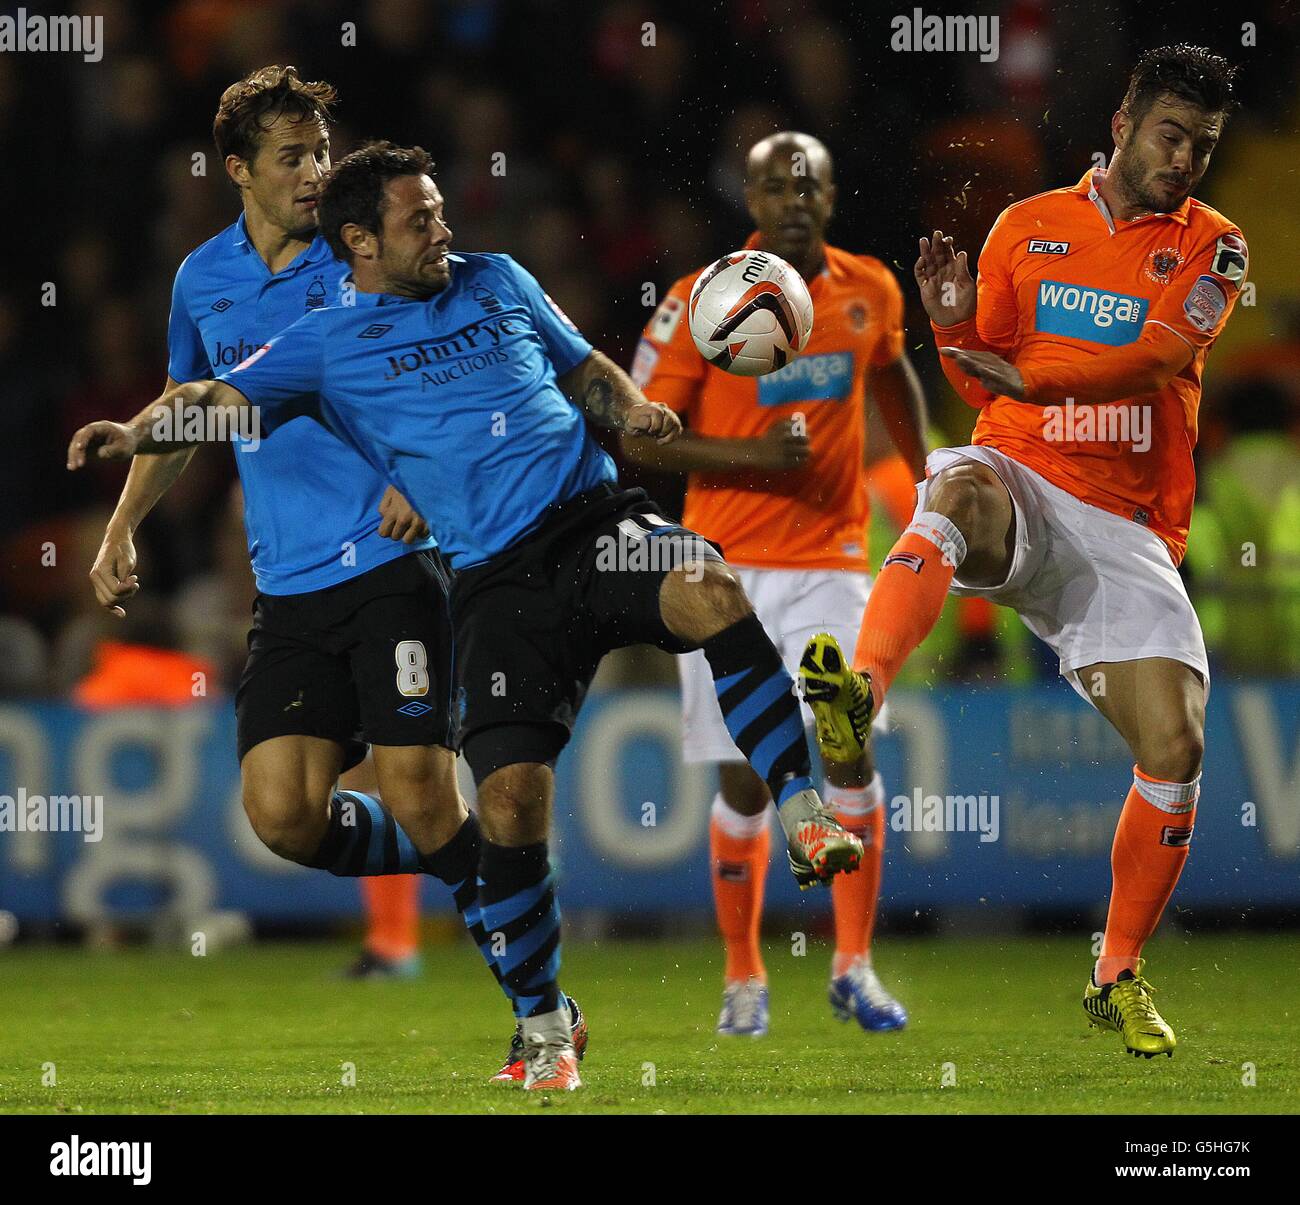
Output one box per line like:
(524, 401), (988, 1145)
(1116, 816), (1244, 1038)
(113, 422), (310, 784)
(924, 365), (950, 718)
(1137, 725), (1205, 785)
(242, 785), (326, 863)
(690, 562), (752, 626)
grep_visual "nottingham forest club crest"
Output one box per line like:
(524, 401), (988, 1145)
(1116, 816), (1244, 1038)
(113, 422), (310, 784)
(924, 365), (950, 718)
(1145, 247), (1184, 286)
(305, 276), (327, 309)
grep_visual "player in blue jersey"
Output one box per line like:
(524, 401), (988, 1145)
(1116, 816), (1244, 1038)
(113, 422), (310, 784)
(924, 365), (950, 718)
(76, 73), (575, 1080)
(69, 141), (866, 1092)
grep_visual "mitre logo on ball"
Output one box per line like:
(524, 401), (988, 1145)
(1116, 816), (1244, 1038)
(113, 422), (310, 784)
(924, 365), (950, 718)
(688, 249), (814, 376)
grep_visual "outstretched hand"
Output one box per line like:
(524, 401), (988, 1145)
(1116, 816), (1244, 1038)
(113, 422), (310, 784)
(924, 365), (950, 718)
(67, 421), (140, 470)
(938, 347), (1025, 400)
(915, 229), (977, 327)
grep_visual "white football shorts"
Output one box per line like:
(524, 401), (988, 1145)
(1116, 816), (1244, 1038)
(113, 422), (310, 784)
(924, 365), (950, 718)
(679, 565), (888, 765)
(918, 444), (1209, 704)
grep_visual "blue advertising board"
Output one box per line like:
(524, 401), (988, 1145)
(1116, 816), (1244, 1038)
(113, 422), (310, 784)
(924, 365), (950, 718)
(1, 680), (1297, 923)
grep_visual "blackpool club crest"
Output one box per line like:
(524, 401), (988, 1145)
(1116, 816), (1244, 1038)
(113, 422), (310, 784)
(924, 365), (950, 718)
(1145, 246), (1184, 285)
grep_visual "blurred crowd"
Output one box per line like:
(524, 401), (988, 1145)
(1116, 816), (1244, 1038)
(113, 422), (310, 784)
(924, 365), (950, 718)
(2, 0), (1299, 701)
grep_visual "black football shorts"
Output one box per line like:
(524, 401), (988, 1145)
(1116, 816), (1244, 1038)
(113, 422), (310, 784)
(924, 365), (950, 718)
(451, 484), (723, 783)
(235, 549), (456, 771)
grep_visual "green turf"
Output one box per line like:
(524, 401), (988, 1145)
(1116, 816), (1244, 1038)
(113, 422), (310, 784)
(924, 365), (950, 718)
(0, 933), (1295, 1113)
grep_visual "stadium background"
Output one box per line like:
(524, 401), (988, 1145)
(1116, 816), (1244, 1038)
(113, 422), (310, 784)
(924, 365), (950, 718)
(1, 0), (1299, 946)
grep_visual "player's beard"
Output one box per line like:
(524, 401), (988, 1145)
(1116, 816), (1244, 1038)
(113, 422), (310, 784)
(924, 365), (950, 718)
(1112, 151), (1184, 216)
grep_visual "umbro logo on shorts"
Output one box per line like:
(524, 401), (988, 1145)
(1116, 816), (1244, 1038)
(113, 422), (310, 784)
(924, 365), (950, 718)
(396, 700), (432, 718)
(1160, 825), (1194, 848)
(883, 551), (925, 574)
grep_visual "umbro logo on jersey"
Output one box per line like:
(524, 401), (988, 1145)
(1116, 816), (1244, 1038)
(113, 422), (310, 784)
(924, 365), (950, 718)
(396, 700), (433, 718)
(211, 297), (233, 312)
(1027, 239), (1070, 254)
(359, 323), (393, 339)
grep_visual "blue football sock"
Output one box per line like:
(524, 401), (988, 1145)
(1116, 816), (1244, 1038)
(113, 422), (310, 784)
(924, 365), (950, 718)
(305, 790), (422, 876)
(419, 811), (509, 996)
(702, 615), (814, 806)
(477, 841), (562, 1020)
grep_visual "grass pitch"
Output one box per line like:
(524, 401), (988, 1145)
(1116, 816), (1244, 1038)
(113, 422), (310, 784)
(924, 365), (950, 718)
(1, 933), (1295, 1114)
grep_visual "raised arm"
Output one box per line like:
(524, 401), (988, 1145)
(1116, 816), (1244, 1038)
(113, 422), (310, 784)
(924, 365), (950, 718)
(619, 417), (811, 477)
(66, 378), (252, 467)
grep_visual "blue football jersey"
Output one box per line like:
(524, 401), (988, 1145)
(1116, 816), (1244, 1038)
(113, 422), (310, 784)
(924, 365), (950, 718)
(168, 214), (432, 594)
(218, 253), (615, 569)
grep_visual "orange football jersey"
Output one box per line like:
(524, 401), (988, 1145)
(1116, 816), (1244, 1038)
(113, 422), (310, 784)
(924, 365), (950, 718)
(634, 237), (905, 570)
(943, 168), (1247, 565)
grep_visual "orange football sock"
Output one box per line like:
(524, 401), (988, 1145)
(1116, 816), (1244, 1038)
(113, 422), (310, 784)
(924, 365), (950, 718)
(361, 874), (421, 962)
(828, 776), (886, 978)
(710, 795), (771, 983)
(854, 511), (965, 701)
(1095, 767), (1199, 984)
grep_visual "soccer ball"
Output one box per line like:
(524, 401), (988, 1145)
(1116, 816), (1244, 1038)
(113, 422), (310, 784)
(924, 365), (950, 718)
(688, 249), (814, 376)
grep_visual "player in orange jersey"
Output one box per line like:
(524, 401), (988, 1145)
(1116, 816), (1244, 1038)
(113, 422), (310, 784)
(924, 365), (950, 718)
(624, 132), (928, 1036)
(800, 47), (1246, 1057)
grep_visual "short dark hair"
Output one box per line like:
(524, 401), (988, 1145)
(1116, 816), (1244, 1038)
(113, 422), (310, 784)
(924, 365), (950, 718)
(318, 141), (435, 263)
(213, 65), (337, 164)
(1120, 45), (1239, 128)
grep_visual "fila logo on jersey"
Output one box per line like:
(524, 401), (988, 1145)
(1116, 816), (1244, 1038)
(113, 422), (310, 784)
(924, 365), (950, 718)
(1027, 239), (1070, 254)
(757, 352), (853, 406)
(1210, 234), (1248, 285)
(1160, 825), (1194, 848)
(1035, 281), (1147, 346)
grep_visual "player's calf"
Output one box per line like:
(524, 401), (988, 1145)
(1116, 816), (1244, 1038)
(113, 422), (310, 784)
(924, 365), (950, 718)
(372, 743), (469, 851)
